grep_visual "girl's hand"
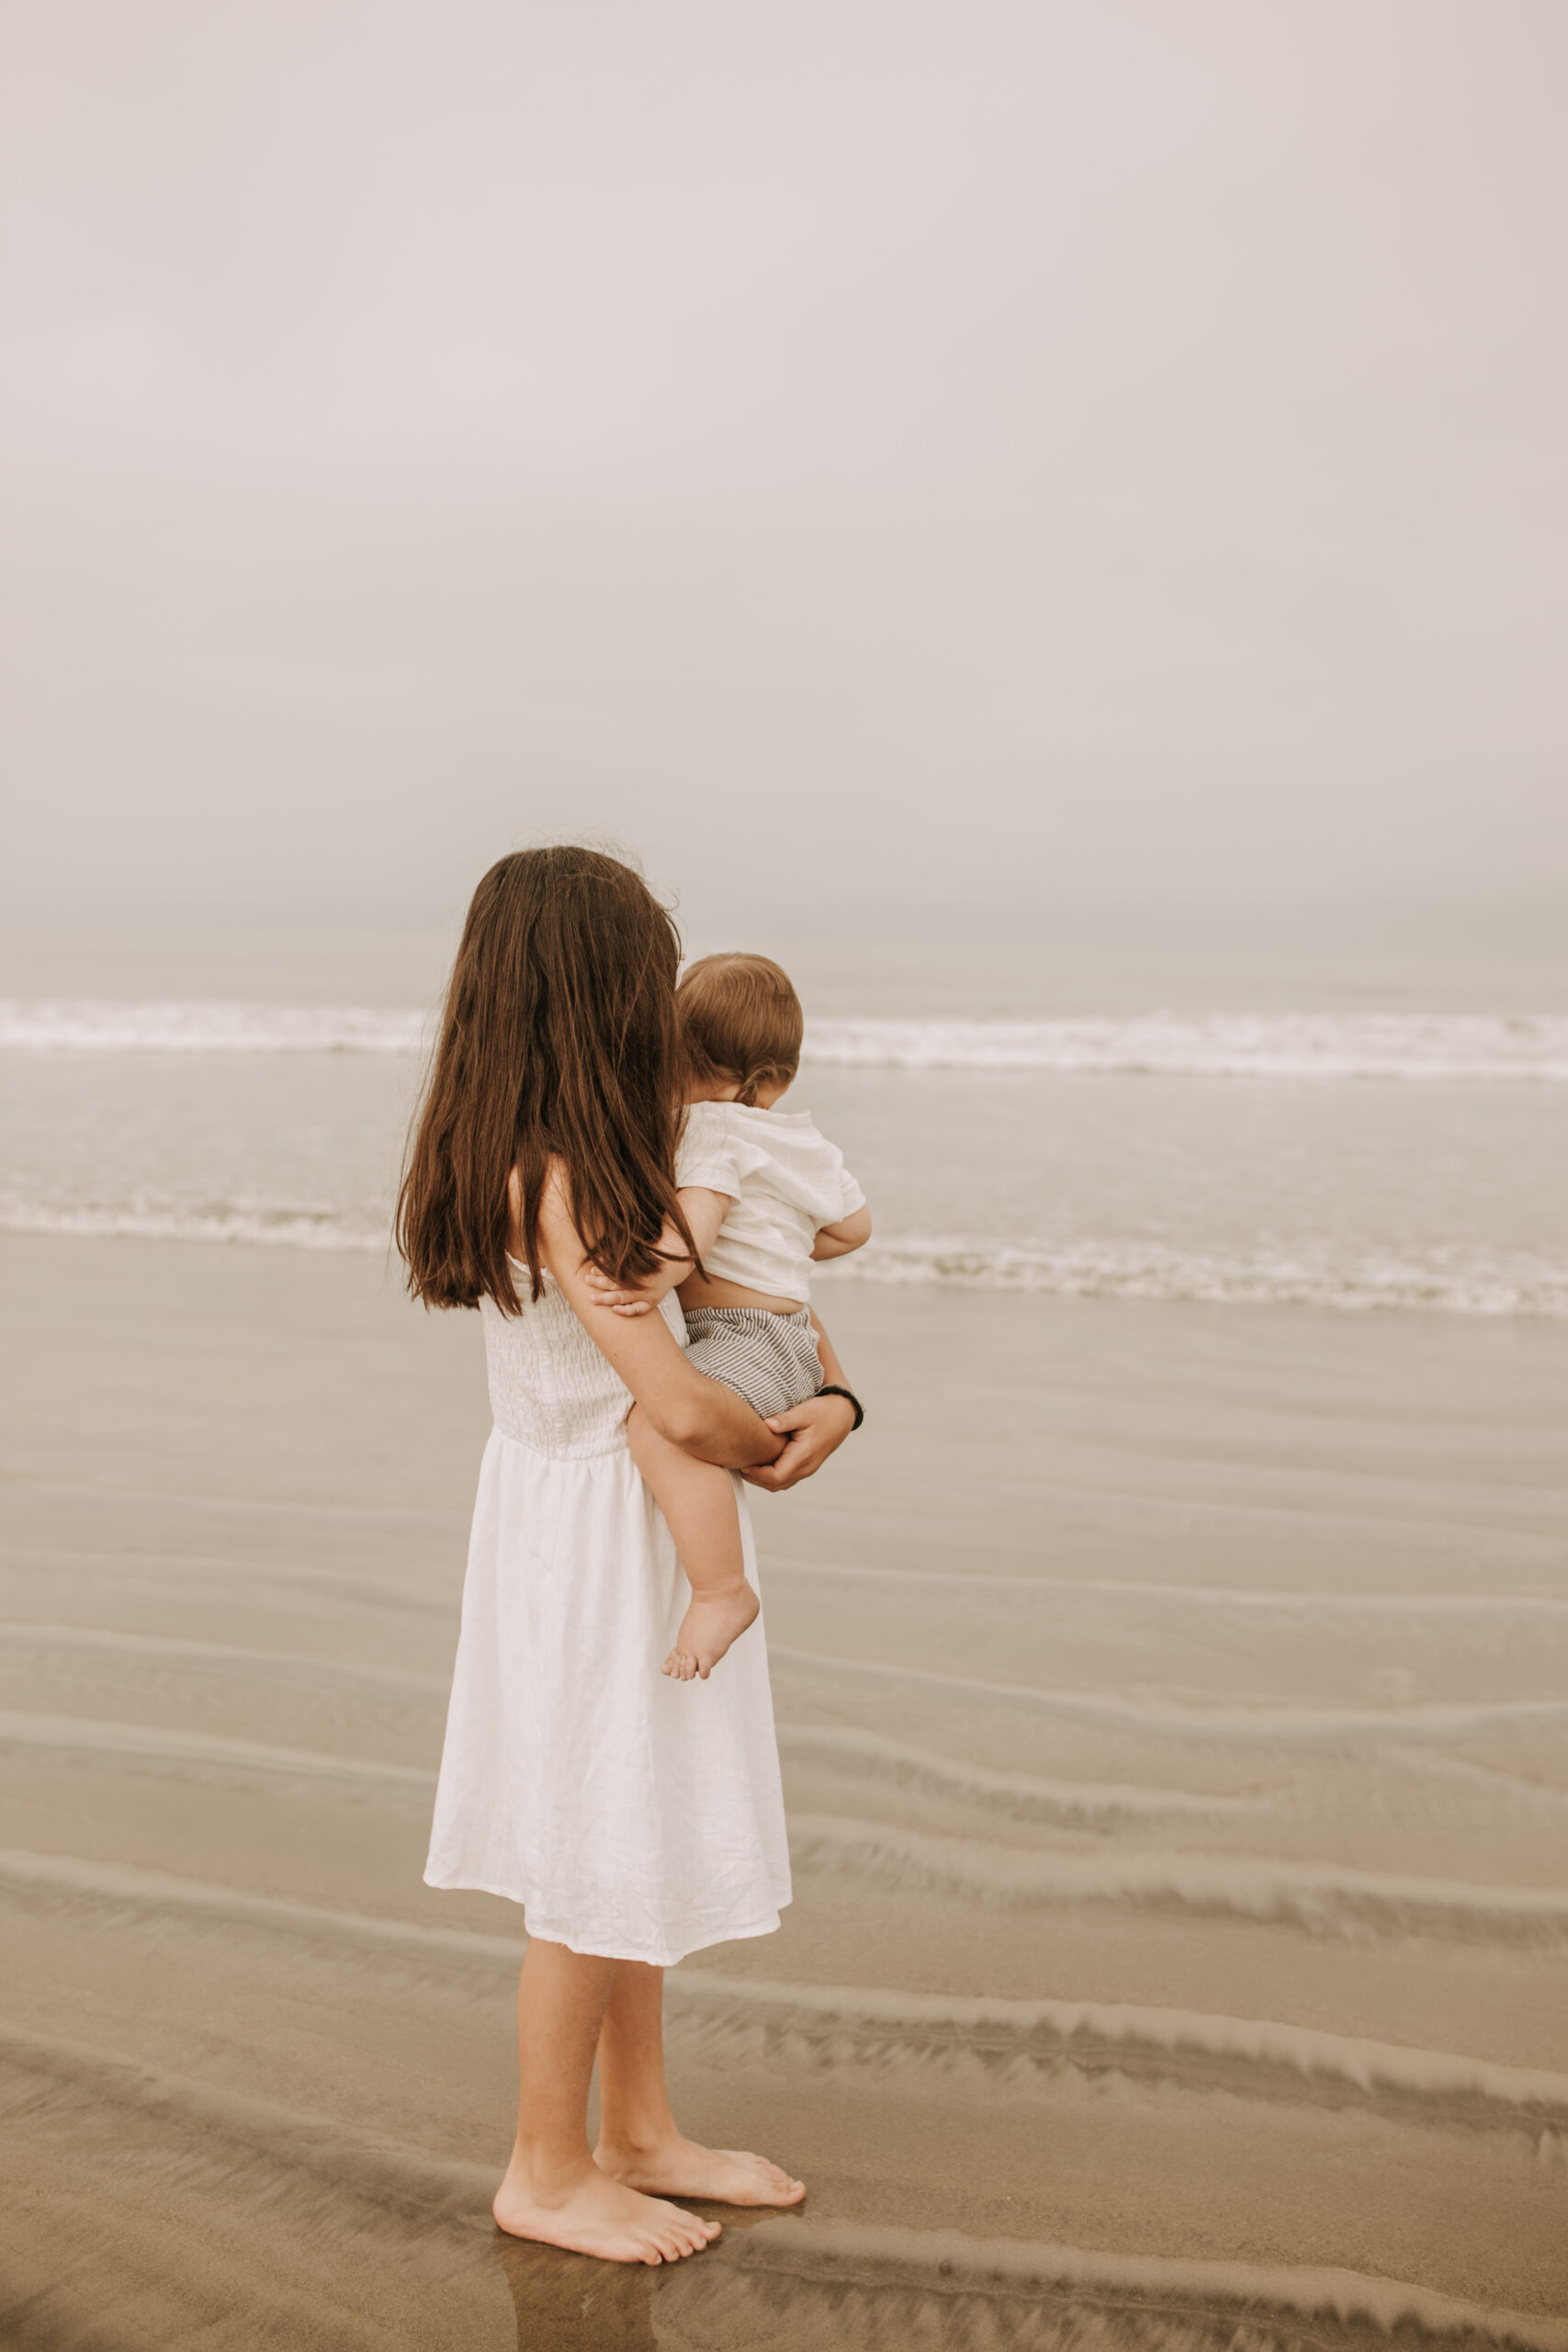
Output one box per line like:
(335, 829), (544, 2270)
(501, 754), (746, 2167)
(583, 1266), (657, 1317)
(739, 1392), (856, 1491)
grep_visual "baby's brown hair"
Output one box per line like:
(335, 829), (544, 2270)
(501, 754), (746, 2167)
(677, 953), (804, 1107)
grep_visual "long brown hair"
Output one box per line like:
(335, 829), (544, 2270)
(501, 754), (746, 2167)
(397, 846), (696, 1314)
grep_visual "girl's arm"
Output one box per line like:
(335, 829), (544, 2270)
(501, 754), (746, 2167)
(531, 1171), (782, 1468)
(810, 1204), (872, 1261)
(740, 1309), (858, 1492)
(583, 1187), (730, 1317)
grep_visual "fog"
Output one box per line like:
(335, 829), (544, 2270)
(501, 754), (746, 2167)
(3, 0), (1565, 933)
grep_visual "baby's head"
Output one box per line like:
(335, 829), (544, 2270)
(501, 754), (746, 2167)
(677, 953), (804, 1108)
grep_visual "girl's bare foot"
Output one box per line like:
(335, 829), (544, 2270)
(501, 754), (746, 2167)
(596, 2132), (805, 2207)
(660, 1582), (760, 1680)
(492, 2154), (721, 2264)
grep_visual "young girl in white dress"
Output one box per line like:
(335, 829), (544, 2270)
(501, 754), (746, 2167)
(397, 847), (861, 2267)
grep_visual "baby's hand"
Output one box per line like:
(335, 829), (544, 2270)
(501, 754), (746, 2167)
(583, 1265), (657, 1317)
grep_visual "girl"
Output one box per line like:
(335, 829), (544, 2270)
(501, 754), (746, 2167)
(397, 847), (860, 2267)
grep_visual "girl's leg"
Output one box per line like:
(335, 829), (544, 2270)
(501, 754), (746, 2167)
(594, 1960), (807, 2208)
(627, 1407), (760, 1679)
(492, 1937), (722, 2263)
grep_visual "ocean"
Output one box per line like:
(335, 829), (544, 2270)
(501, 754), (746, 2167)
(3, 906), (1565, 1319)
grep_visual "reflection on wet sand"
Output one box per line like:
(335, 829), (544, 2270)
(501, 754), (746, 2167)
(2, 1237), (1565, 2346)
(492, 2233), (660, 2352)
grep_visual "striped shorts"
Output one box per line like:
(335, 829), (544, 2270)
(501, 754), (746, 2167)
(683, 1305), (823, 1420)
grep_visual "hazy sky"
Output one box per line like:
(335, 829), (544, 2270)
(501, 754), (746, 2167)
(3, 0), (1565, 931)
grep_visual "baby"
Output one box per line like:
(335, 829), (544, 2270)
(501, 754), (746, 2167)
(588, 952), (870, 1679)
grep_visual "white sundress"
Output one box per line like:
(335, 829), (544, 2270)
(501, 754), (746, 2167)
(423, 1263), (792, 1967)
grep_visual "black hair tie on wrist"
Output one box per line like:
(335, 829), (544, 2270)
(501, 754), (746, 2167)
(816, 1383), (864, 1431)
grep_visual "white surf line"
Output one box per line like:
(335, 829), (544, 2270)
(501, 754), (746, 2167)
(775, 1724), (1269, 1825)
(770, 1646), (1568, 1741)
(0, 1622), (449, 1693)
(0, 1544), (456, 1617)
(0, 2022), (495, 2223)
(6, 1850), (1562, 2138)
(12, 1003), (1568, 1080)
(765, 1560), (1568, 1618)
(0, 1712), (436, 1788)
(788, 1815), (1568, 1946)
(723, 2218), (1568, 2352)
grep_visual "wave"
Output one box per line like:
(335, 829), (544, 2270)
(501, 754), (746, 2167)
(6, 1000), (1568, 1079)
(0, 1000), (429, 1053)
(0, 1202), (388, 1250)
(821, 1233), (1568, 1316)
(806, 1012), (1568, 1080)
(6, 1198), (1566, 1316)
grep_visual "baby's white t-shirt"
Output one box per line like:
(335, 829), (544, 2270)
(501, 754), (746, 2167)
(675, 1100), (864, 1305)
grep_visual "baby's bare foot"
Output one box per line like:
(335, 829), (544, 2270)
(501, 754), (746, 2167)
(492, 2154), (720, 2265)
(660, 1584), (761, 1680)
(596, 2132), (805, 2207)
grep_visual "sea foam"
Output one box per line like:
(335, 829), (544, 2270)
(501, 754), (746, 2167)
(818, 1233), (1568, 1316)
(805, 1012), (1568, 1080)
(0, 1001), (428, 1054)
(5, 1202), (1566, 1314)
(6, 1001), (1568, 1078)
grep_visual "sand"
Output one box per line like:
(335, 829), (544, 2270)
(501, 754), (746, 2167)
(1, 1232), (1565, 2349)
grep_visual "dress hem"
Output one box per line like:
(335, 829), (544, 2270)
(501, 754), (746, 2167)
(421, 1868), (790, 1970)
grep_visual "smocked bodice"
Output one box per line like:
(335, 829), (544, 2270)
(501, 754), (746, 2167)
(481, 1262), (686, 1458)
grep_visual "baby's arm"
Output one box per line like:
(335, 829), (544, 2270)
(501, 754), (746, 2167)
(584, 1186), (732, 1317)
(810, 1202), (873, 1262)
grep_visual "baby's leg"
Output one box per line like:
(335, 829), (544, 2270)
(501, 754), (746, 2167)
(627, 1407), (760, 1681)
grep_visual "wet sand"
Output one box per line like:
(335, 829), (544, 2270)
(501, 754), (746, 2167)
(2, 1232), (1565, 2347)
